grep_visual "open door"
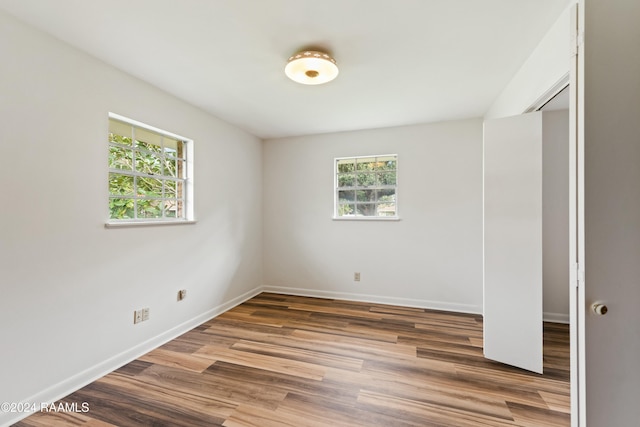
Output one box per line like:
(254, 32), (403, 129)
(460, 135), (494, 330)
(483, 111), (543, 373)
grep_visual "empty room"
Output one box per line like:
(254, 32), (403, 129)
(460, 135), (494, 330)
(1, 1), (638, 426)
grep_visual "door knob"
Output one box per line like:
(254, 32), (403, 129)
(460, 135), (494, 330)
(592, 303), (608, 315)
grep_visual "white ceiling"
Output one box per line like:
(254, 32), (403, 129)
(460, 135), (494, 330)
(0, 0), (570, 139)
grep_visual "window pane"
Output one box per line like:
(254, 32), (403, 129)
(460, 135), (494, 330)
(136, 177), (163, 197)
(163, 199), (178, 218)
(109, 198), (135, 219)
(356, 172), (376, 186)
(164, 139), (186, 159)
(338, 173), (355, 187)
(137, 199), (162, 218)
(377, 202), (396, 216)
(134, 127), (163, 153)
(337, 159), (355, 173)
(356, 203), (377, 216)
(109, 146), (133, 170)
(109, 132), (133, 146)
(135, 151), (163, 175)
(164, 157), (177, 177)
(164, 146), (177, 158)
(136, 140), (162, 154)
(337, 203), (355, 216)
(377, 188), (396, 202)
(378, 171), (397, 186)
(356, 189), (375, 202)
(356, 157), (376, 171)
(109, 173), (134, 195)
(109, 120), (131, 136)
(375, 156), (396, 170)
(165, 180), (177, 197)
(338, 190), (356, 202)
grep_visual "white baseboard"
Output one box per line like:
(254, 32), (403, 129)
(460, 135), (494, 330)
(262, 285), (482, 315)
(1, 286), (263, 427)
(543, 311), (570, 324)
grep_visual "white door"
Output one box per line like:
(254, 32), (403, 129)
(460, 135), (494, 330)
(577, 0), (640, 425)
(483, 112), (543, 374)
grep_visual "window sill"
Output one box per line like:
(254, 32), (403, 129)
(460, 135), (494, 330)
(105, 220), (197, 229)
(332, 216), (401, 222)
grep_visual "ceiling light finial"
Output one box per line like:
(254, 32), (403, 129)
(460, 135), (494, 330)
(285, 50), (338, 85)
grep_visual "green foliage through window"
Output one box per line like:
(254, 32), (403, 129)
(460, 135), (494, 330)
(335, 155), (397, 218)
(108, 117), (189, 221)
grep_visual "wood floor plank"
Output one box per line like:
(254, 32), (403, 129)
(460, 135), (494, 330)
(229, 339), (364, 371)
(137, 363), (288, 411)
(289, 329), (417, 360)
(275, 392), (417, 427)
(222, 403), (323, 427)
(16, 411), (94, 427)
(506, 401), (571, 427)
(139, 348), (216, 373)
(356, 389), (519, 427)
(206, 361), (361, 408)
(193, 345), (327, 380)
(288, 303), (386, 320)
(539, 390), (571, 414)
(355, 364), (515, 420)
(16, 293), (570, 426)
(91, 372), (237, 422)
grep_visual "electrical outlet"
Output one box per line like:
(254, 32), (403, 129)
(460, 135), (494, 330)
(134, 308), (149, 324)
(177, 289), (187, 301)
(354, 272), (361, 281)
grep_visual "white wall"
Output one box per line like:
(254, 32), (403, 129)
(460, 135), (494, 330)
(0, 10), (262, 425)
(543, 110), (570, 322)
(485, 3), (575, 119)
(263, 119), (484, 313)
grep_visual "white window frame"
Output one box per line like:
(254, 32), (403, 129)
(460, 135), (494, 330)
(333, 154), (399, 221)
(106, 112), (195, 227)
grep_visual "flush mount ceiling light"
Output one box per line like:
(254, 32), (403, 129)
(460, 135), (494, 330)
(285, 50), (339, 85)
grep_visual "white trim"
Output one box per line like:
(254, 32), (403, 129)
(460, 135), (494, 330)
(1, 286), (262, 427)
(108, 112), (190, 142)
(334, 153), (398, 161)
(525, 73), (570, 113)
(574, 2), (586, 424)
(262, 285), (482, 315)
(105, 220), (197, 228)
(332, 216), (400, 222)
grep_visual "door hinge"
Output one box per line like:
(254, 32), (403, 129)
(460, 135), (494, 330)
(576, 32), (584, 56)
(571, 31), (584, 57)
(572, 263), (582, 288)
(575, 263), (584, 289)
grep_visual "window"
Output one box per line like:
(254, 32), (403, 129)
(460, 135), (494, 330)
(107, 113), (193, 224)
(335, 154), (398, 219)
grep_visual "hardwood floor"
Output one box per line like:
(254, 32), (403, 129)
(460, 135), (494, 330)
(16, 293), (570, 427)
